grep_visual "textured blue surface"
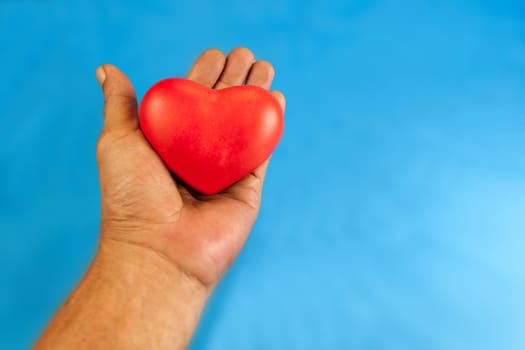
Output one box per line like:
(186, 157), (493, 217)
(1, 0), (525, 349)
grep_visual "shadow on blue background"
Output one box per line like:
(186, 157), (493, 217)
(1, 0), (525, 349)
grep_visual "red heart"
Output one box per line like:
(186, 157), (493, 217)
(139, 78), (284, 195)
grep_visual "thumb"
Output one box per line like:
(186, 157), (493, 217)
(96, 64), (138, 132)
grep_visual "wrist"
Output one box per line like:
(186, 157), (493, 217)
(93, 237), (210, 345)
(96, 236), (210, 298)
(36, 237), (209, 350)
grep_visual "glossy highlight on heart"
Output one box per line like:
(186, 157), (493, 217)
(138, 78), (284, 195)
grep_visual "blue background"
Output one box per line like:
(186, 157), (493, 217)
(1, 0), (525, 349)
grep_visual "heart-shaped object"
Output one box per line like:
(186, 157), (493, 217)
(139, 78), (284, 195)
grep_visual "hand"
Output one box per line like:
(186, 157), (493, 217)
(95, 47), (286, 288)
(35, 48), (285, 350)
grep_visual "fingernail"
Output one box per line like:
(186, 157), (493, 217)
(95, 66), (106, 86)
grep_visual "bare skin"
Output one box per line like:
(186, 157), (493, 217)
(34, 48), (286, 350)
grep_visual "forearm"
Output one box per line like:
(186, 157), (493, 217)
(34, 238), (209, 350)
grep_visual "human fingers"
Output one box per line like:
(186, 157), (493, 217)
(96, 64), (139, 133)
(186, 49), (226, 87)
(214, 47), (255, 89)
(245, 60), (275, 90)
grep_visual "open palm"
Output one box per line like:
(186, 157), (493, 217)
(95, 48), (285, 287)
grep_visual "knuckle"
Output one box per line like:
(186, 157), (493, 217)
(103, 95), (138, 122)
(96, 130), (133, 159)
(95, 132), (111, 159)
(240, 176), (263, 209)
